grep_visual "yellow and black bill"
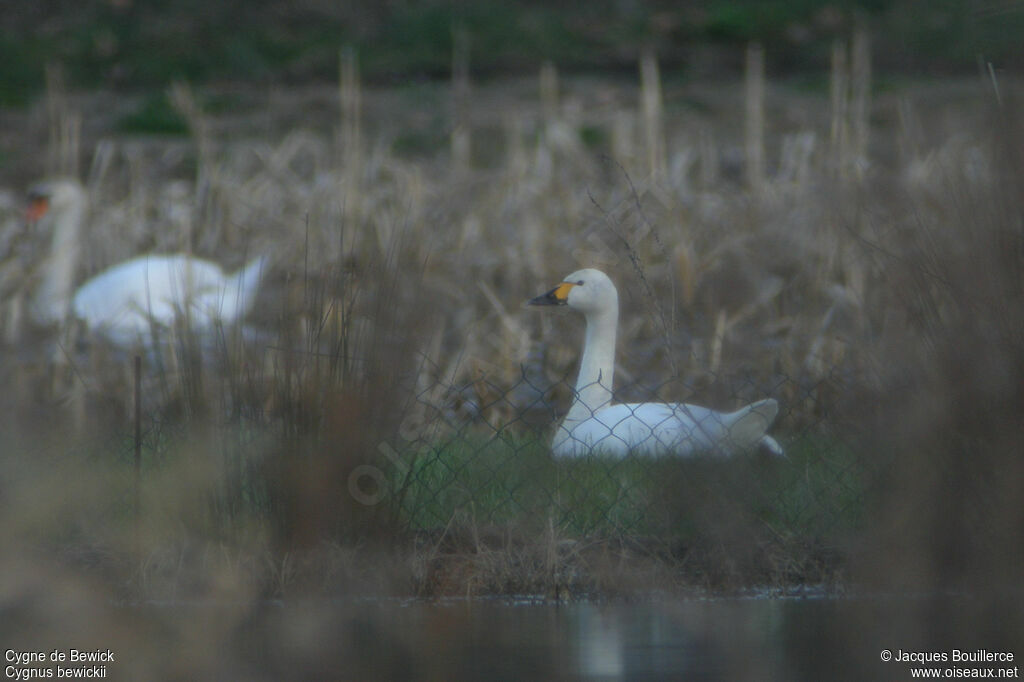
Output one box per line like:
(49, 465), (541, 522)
(528, 281), (576, 306)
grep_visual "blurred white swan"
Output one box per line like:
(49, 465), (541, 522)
(529, 268), (782, 458)
(27, 178), (266, 346)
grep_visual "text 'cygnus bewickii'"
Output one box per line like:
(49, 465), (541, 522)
(529, 268), (783, 458)
(27, 178), (267, 346)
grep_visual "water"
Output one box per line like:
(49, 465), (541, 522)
(8, 591), (1017, 680)
(166, 591), (1017, 681)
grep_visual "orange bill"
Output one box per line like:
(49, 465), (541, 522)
(26, 197), (49, 222)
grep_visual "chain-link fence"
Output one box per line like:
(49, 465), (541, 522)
(45, 350), (860, 591)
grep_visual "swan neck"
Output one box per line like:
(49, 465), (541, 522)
(32, 196), (85, 324)
(568, 307), (617, 421)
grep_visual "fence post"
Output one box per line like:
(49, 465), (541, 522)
(134, 355), (142, 552)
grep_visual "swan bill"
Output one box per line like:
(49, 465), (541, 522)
(528, 281), (576, 306)
(26, 196), (51, 222)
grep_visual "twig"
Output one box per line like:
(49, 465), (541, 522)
(588, 156), (679, 377)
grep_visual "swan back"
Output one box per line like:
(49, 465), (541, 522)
(72, 254), (267, 344)
(554, 398), (780, 458)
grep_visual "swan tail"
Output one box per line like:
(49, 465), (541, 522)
(760, 435), (785, 457)
(726, 398), (783, 455)
(226, 255), (268, 321)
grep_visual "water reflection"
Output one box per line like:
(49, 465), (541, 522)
(573, 603), (624, 678)
(239, 596), (825, 680)
(106, 594), (1021, 680)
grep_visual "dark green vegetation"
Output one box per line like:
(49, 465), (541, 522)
(3, 0), (1023, 105)
(115, 92), (187, 134)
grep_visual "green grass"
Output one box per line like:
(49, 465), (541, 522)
(390, 430), (864, 544)
(15, 404), (863, 563)
(577, 124), (607, 152)
(116, 93), (188, 134)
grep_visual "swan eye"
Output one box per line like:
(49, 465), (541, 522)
(576, 280), (584, 286)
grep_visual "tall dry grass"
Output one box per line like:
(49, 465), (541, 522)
(853, 96), (1024, 595)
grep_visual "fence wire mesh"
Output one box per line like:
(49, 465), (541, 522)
(71, 362), (863, 540)
(380, 371), (861, 543)
(11, 315), (869, 593)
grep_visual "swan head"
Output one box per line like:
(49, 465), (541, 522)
(26, 178), (86, 223)
(529, 268), (618, 316)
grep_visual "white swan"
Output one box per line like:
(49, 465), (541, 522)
(27, 178), (267, 346)
(529, 268), (783, 458)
